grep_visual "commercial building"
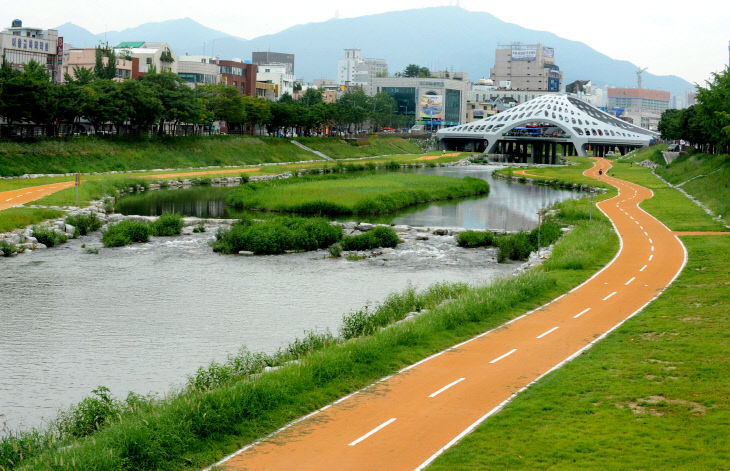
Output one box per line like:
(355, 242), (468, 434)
(219, 60), (257, 96)
(607, 87), (670, 131)
(177, 55), (222, 87)
(371, 76), (470, 127)
(114, 41), (177, 75)
(466, 102), (497, 122)
(490, 44), (563, 92)
(256, 63), (295, 100)
(252, 51), (294, 74)
(0, 19), (62, 82)
(62, 48), (139, 81)
(337, 49), (388, 92)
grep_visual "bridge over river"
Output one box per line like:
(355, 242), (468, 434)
(437, 94), (658, 163)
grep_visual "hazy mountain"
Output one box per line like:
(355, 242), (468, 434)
(57, 7), (694, 96)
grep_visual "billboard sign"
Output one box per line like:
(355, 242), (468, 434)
(419, 94), (443, 120)
(473, 109), (484, 119)
(511, 45), (537, 61)
(548, 77), (560, 91)
(544, 47), (554, 58)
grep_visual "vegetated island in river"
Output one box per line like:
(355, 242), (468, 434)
(224, 173), (490, 216)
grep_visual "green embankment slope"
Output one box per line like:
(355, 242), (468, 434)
(0, 135), (422, 177)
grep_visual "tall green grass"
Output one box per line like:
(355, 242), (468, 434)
(225, 173), (489, 215)
(211, 216), (343, 255)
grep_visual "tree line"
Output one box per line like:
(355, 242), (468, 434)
(0, 59), (410, 138)
(658, 68), (730, 154)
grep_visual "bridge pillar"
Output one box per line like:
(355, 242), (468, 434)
(531, 142), (538, 164)
(551, 142), (556, 164)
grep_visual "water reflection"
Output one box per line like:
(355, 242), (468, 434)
(115, 166), (585, 231)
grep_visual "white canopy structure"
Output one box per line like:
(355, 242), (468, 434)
(437, 94), (658, 162)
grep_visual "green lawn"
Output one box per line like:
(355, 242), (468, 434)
(0, 207), (64, 233)
(225, 173), (490, 215)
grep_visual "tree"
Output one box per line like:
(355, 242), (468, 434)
(141, 72), (202, 135)
(94, 44), (117, 80)
(119, 80), (163, 133)
(403, 64), (421, 78)
(197, 83), (245, 133)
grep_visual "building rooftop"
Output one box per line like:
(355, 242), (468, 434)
(115, 41), (145, 49)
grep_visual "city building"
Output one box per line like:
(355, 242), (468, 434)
(607, 87), (670, 131)
(371, 76), (470, 127)
(62, 48), (139, 81)
(114, 41), (177, 75)
(490, 44), (563, 92)
(466, 101), (497, 122)
(256, 63), (295, 100)
(566, 80), (606, 107)
(219, 59), (257, 96)
(177, 55), (222, 87)
(256, 82), (276, 100)
(252, 51), (294, 74)
(0, 19), (62, 82)
(337, 48), (388, 92)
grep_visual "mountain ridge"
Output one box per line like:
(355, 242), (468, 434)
(56, 7), (694, 96)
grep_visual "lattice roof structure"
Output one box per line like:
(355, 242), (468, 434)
(437, 94), (657, 156)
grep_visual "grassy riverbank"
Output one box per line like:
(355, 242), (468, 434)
(427, 149), (730, 469)
(654, 152), (730, 225)
(225, 173), (490, 215)
(294, 136), (422, 158)
(0, 135), (423, 177)
(0, 166), (619, 470)
(0, 207), (64, 233)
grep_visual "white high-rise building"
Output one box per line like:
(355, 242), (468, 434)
(337, 48), (387, 91)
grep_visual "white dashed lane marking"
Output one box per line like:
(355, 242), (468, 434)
(428, 378), (466, 398)
(536, 327), (559, 339)
(348, 418), (397, 446)
(489, 349), (518, 364)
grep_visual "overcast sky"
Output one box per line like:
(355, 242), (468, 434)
(2, 0), (728, 84)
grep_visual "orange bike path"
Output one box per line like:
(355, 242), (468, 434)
(210, 158), (686, 471)
(0, 182), (75, 211)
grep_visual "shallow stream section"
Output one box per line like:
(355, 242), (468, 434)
(1, 228), (514, 431)
(0, 165), (585, 431)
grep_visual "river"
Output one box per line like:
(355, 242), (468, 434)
(0, 165), (583, 431)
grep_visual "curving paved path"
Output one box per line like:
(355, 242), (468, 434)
(207, 158), (687, 470)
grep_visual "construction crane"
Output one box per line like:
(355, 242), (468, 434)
(636, 67), (648, 89)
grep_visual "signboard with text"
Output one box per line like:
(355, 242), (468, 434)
(511, 45), (537, 61)
(544, 47), (554, 58)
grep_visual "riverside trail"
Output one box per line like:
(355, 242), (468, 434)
(207, 158), (687, 470)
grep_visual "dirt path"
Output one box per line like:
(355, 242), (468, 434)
(0, 181), (75, 211)
(209, 158), (687, 471)
(138, 167), (260, 179)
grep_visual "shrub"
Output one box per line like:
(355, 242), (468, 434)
(341, 226), (399, 251)
(32, 225), (68, 247)
(495, 231), (534, 262)
(151, 212), (183, 236)
(212, 216), (342, 255)
(328, 243), (342, 258)
(193, 222), (206, 233)
(102, 220), (151, 247)
(384, 161), (401, 170)
(56, 386), (123, 438)
(0, 240), (17, 257)
(65, 213), (103, 237)
(529, 219), (562, 248)
(457, 230), (495, 248)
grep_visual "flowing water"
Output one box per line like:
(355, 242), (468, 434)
(0, 165), (584, 431)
